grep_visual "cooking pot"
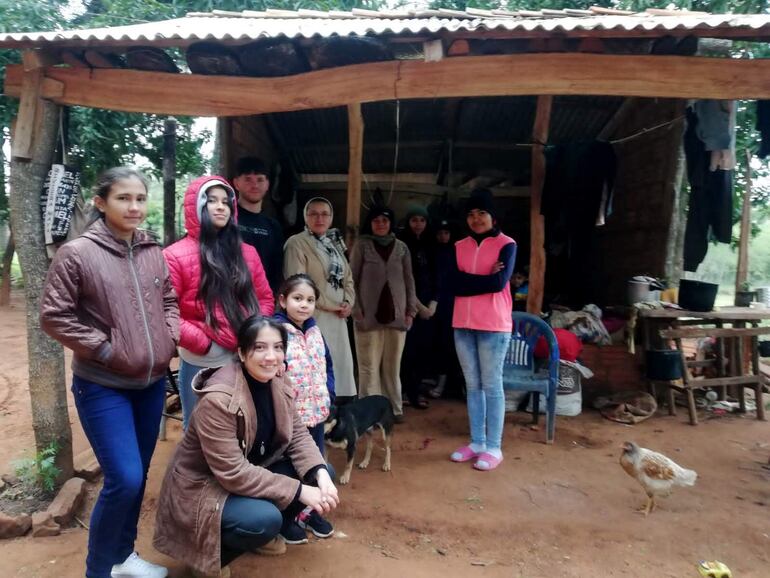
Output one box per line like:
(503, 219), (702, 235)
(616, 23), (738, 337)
(678, 280), (718, 312)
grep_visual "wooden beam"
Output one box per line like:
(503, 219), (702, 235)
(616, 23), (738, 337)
(597, 97), (636, 141)
(527, 95), (552, 315)
(11, 51), (46, 160)
(659, 326), (770, 339)
(346, 103), (364, 248)
(299, 180), (530, 198)
(6, 54), (770, 116)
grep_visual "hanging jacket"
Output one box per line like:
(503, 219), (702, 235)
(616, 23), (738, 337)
(164, 176), (274, 355)
(452, 232), (516, 333)
(274, 311), (335, 428)
(40, 218), (179, 389)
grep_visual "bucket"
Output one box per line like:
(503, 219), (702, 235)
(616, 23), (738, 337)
(735, 290), (756, 307)
(646, 349), (683, 381)
(678, 280), (718, 312)
(756, 287), (770, 307)
(759, 341), (770, 357)
(628, 280), (651, 305)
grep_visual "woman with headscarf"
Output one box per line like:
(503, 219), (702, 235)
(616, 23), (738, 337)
(283, 197), (357, 398)
(350, 205), (417, 422)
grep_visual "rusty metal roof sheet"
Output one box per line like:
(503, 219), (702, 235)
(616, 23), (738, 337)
(2, 10), (770, 47)
(267, 94), (623, 175)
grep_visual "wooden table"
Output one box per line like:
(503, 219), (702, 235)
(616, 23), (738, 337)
(638, 307), (769, 425)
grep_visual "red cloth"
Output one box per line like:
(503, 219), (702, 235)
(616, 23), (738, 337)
(534, 328), (582, 362)
(163, 176), (274, 355)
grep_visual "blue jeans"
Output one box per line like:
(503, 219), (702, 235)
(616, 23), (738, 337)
(72, 375), (165, 578)
(220, 459), (336, 568)
(178, 359), (206, 430)
(453, 329), (512, 451)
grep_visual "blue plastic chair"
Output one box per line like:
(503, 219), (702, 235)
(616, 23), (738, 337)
(503, 312), (560, 444)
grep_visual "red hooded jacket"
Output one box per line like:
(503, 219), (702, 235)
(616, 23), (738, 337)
(163, 176), (274, 355)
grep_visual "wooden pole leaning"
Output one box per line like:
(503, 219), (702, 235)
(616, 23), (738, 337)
(527, 95), (552, 315)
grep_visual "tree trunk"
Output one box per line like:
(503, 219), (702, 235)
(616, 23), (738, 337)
(1, 130), (11, 306)
(162, 117), (177, 247)
(664, 143), (687, 285)
(9, 99), (73, 482)
(0, 227), (14, 307)
(734, 149), (752, 297)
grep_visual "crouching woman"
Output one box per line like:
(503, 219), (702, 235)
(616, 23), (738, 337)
(153, 316), (339, 578)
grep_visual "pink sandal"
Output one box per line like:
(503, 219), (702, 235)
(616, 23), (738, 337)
(473, 452), (503, 471)
(450, 445), (480, 463)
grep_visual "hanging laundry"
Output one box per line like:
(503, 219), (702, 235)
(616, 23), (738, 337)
(542, 141), (616, 307)
(683, 105), (734, 272)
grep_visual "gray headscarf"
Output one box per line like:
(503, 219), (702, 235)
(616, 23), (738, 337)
(303, 197), (347, 290)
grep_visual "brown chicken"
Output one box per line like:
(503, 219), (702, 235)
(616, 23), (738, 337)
(620, 441), (697, 515)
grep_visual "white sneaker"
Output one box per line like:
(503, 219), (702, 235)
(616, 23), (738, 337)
(111, 552), (168, 578)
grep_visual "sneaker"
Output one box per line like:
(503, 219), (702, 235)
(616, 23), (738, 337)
(393, 414), (405, 424)
(254, 537), (287, 556)
(280, 520), (308, 545)
(297, 509), (334, 538)
(111, 552), (167, 578)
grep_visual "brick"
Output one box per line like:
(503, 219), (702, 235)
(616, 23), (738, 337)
(47, 477), (86, 526)
(31, 511), (60, 538)
(73, 448), (101, 481)
(0, 511), (31, 539)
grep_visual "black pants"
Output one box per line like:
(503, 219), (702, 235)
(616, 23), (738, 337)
(400, 316), (435, 404)
(220, 459), (335, 567)
(683, 108), (733, 272)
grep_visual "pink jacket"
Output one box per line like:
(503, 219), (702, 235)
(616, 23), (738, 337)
(452, 233), (515, 333)
(164, 176), (274, 355)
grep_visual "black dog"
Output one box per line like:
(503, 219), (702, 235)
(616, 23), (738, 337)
(324, 395), (394, 485)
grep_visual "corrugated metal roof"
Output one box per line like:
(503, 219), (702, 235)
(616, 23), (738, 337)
(268, 95), (622, 176)
(2, 10), (770, 47)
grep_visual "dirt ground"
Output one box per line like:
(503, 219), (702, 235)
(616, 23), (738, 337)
(1, 289), (770, 578)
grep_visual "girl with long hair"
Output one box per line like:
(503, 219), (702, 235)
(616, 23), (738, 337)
(164, 176), (274, 428)
(41, 167), (179, 578)
(154, 315), (338, 578)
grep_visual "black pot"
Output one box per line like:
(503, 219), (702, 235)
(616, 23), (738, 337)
(678, 280), (719, 312)
(735, 291), (756, 307)
(759, 341), (770, 357)
(646, 349), (683, 381)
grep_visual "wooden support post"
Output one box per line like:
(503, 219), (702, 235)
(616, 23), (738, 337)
(162, 117), (177, 247)
(11, 51), (46, 161)
(527, 95), (552, 315)
(346, 103), (364, 248)
(735, 149), (752, 297)
(215, 117), (231, 177)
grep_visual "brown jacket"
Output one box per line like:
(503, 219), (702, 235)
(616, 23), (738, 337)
(153, 362), (325, 575)
(40, 218), (179, 389)
(350, 236), (417, 331)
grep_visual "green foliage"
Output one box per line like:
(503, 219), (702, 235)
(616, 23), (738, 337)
(12, 441), (62, 495)
(697, 220), (770, 288)
(68, 108), (210, 188)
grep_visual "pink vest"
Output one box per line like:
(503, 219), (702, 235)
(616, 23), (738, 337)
(452, 233), (515, 333)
